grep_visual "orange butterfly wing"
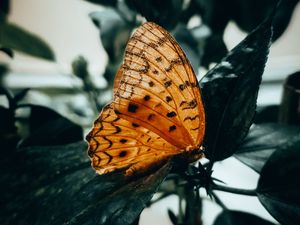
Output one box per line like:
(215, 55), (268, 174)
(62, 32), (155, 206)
(113, 22), (205, 150)
(113, 66), (124, 95)
(86, 104), (179, 176)
(86, 22), (205, 176)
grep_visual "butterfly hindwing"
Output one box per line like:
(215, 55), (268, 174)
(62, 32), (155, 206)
(86, 105), (179, 175)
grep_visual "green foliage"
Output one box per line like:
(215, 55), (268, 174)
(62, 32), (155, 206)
(0, 23), (55, 61)
(0, 0), (54, 60)
(1, 1), (300, 225)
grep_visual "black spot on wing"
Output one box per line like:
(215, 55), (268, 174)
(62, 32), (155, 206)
(114, 109), (122, 115)
(128, 103), (138, 113)
(164, 80), (172, 87)
(148, 114), (155, 121)
(119, 151), (127, 157)
(149, 81), (155, 87)
(144, 95), (150, 101)
(169, 125), (176, 132)
(155, 56), (162, 62)
(165, 65), (172, 72)
(153, 69), (159, 75)
(120, 139), (127, 143)
(132, 123), (140, 127)
(179, 84), (187, 91)
(167, 111), (177, 118)
(166, 96), (172, 102)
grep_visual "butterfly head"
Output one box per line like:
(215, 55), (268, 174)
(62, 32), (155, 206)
(183, 145), (206, 163)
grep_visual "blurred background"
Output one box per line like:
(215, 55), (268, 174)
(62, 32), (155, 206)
(1, 0), (300, 224)
(2, 0), (300, 117)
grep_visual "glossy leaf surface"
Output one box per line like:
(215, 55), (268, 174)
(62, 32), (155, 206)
(200, 14), (273, 161)
(257, 138), (300, 225)
(235, 123), (300, 173)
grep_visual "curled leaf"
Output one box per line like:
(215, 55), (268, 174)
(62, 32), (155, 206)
(257, 138), (300, 225)
(213, 210), (276, 225)
(1, 141), (172, 225)
(0, 23), (55, 60)
(235, 123), (300, 173)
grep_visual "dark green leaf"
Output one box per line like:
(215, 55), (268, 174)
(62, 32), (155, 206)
(235, 123), (300, 173)
(179, 0), (200, 24)
(85, 0), (118, 7)
(1, 140), (171, 225)
(89, 10), (133, 63)
(0, 46), (13, 58)
(230, 0), (299, 41)
(0, 105), (15, 132)
(0, 87), (12, 101)
(201, 34), (228, 68)
(0, 0), (10, 22)
(0, 23), (55, 60)
(168, 209), (178, 225)
(127, 0), (183, 30)
(173, 24), (201, 72)
(278, 71), (300, 125)
(195, 0), (297, 42)
(194, 0), (230, 33)
(66, 163), (171, 225)
(200, 13), (273, 161)
(117, 0), (137, 24)
(1, 141), (90, 203)
(257, 138), (300, 225)
(0, 63), (8, 87)
(254, 105), (279, 124)
(89, 9), (135, 86)
(213, 210), (276, 225)
(13, 88), (30, 103)
(128, 215), (141, 225)
(72, 55), (89, 80)
(18, 105), (83, 147)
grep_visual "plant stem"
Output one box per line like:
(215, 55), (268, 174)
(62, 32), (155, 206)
(149, 192), (175, 205)
(212, 183), (257, 196)
(178, 188), (184, 223)
(185, 185), (196, 225)
(212, 192), (227, 209)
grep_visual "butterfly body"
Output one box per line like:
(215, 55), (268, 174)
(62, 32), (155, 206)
(86, 22), (205, 177)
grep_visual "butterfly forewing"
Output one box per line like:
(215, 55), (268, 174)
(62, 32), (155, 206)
(113, 66), (124, 95)
(113, 22), (205, 149)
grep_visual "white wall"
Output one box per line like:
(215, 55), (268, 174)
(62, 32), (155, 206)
(4, 0), (300, 81)
(5, 0), (107, 78)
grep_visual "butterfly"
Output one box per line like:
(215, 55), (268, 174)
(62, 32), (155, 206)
(86, 22), (205, 177)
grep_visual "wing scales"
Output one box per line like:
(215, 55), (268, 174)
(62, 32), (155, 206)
(86, 22), (206, 176)
(86, 105), (179, 175)
(113, 22), (205, 148)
